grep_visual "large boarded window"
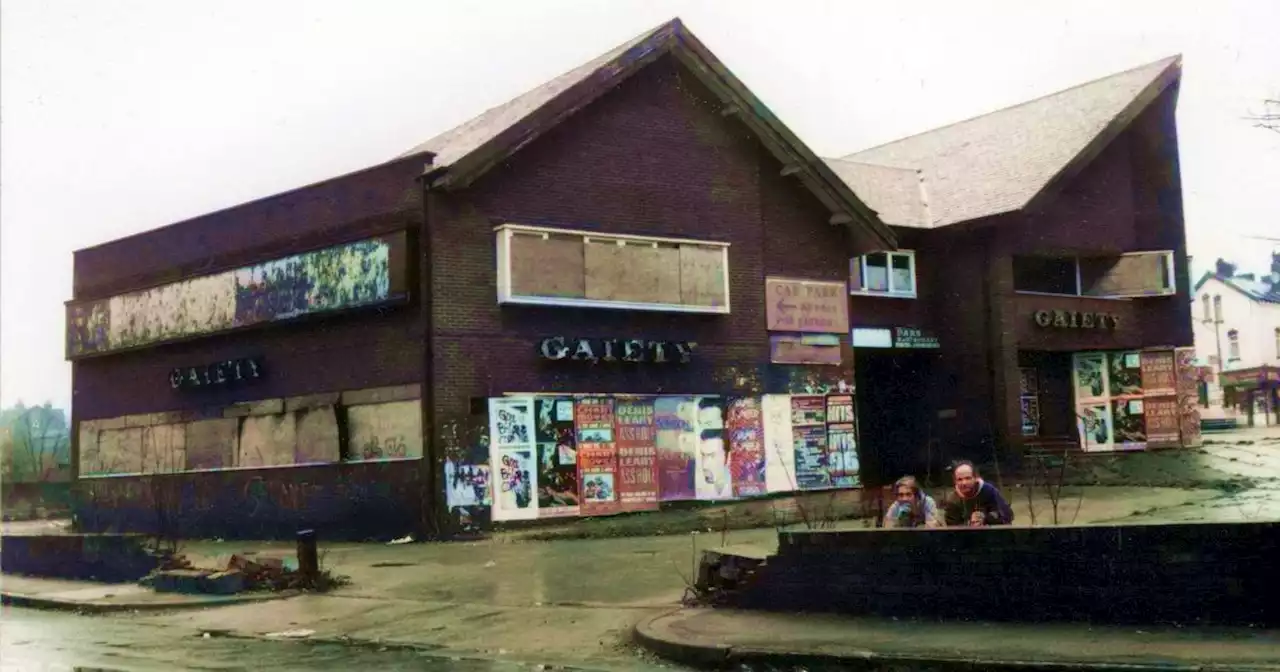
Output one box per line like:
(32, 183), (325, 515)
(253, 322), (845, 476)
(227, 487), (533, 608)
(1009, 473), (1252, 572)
(1013, 251), (1175, 298)
(66, 231), (412, 359)
(1079, 252), (1175, 297)
(496, 224), (730, 313)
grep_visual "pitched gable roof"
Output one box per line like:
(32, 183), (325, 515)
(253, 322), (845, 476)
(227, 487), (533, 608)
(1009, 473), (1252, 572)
(1192, 272), (1280, 304)
(397, 18), (896, 250)
(836, 56), (1182, 229)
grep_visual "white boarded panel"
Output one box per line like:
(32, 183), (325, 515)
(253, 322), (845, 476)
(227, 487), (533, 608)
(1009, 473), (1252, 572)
(238, 414), (298, 468)
(346, 400), (422, 461)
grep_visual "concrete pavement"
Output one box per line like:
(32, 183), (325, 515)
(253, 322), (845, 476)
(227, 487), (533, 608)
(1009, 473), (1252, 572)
(0, 573), (296, 612)
(6, 428), (1278, 669)
(636, 608), (1280, 671)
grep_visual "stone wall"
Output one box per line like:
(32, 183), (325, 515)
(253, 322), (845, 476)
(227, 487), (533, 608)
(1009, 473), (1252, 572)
(735, 522), (1278, 626)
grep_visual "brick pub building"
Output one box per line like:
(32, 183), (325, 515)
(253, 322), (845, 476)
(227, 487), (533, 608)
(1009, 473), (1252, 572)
(66, 19), (1196, 539)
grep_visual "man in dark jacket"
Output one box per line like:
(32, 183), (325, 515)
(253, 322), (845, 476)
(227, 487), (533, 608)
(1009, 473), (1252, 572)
(943, 461), (1014, 527)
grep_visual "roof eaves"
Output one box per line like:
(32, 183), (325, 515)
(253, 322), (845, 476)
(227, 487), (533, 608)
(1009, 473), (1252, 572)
(668, 30), (896, 250)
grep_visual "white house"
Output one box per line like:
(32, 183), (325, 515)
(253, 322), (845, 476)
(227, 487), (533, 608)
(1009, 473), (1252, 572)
(1191, 263), (1280, 425)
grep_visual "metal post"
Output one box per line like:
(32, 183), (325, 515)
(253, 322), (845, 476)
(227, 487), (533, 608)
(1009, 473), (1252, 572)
(296, 529), (318, 586)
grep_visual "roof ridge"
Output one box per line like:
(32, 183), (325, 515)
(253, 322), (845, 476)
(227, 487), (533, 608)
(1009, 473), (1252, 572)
(843, 54), (1181, 160)
(396, 17), (681, 161)
(823, 156), (918, 173)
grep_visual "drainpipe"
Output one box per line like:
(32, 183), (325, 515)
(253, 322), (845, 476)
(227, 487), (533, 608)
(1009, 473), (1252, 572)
(418, 162), (448, 539)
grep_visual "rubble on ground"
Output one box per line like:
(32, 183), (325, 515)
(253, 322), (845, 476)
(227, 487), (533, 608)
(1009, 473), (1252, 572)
(687, 545), (770, 607)
(141, 551), (342, 595)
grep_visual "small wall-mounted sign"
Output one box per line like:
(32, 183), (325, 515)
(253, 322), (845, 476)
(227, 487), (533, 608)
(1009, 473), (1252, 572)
(770, 334), (842, 365)
(538, 336), (696, 364)
(893, 327), (940, 349)
(764, 278), (849, 334)
(170, 357), (264, 390)
(1033, 309), (1121, 330)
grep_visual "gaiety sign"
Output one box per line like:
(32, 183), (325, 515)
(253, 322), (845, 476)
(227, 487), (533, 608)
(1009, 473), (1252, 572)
(1032, 309), (1121, 330)
(537, 336), (696, 364)
(170, 357), (264, 390)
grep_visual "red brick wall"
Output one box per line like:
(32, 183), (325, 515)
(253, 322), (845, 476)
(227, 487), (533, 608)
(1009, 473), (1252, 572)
(429, 54), (856, 422)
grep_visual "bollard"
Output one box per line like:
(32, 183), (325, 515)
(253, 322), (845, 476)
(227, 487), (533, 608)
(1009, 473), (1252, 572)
(296, 528), (318, 586)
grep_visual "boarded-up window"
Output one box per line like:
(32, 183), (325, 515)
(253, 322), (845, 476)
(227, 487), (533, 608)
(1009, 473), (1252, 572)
(346, 400), (423, 461)
(509, 232), (586, 299)
(1079, 252), (1175, 297)
(497, 224), (729, 313)
(238, 414), (297, 469)
(94, 427), (144, 476)
(142, 424), (187, 474)
(295, 406), (341, 464)
(184, 418), (239, 471)
(584, 240), (682, 304)
(680, 246), (728, 307)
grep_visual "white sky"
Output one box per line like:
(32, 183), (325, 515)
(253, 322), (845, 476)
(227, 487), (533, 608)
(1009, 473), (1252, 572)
(2, 0), (1278, 411)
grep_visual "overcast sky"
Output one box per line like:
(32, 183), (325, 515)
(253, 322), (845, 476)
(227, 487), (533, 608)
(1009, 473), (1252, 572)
(2, 0), (1278, 411)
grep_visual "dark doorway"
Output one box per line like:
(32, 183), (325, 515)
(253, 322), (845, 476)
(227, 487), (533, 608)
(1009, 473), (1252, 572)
(854, 351), (938, 488)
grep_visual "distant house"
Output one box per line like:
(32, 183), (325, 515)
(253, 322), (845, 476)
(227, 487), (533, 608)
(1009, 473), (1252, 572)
(1191, 260), (1280, 425)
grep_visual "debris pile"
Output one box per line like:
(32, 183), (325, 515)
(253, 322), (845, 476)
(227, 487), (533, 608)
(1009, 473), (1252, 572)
(141, 550), (348, 595)
(688, 546), (769, 607)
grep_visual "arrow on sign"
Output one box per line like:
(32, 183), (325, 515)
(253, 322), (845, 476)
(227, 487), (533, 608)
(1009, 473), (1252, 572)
(776, 299), (797, 314)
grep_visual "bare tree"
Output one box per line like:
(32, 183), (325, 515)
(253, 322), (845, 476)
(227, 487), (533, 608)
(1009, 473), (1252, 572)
(1245, 99), (1280, 134)
(12, 405), (70, 482)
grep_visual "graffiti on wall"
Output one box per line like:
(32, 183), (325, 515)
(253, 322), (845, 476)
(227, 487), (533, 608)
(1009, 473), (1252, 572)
(66, 234), (404, 358)
(440, 415), (493, 531)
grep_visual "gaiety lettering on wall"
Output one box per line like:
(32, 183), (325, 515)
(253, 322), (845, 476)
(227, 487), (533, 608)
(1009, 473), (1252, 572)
(170, 357), (264, 390)
(1033, 310), (1121, 330)
(537, 336), (697, 364)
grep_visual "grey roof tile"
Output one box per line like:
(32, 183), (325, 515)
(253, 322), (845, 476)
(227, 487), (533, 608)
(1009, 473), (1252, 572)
(823, 158), (929, 229)
(838, 56), (1181, 228)
(397, 22), (673, 166)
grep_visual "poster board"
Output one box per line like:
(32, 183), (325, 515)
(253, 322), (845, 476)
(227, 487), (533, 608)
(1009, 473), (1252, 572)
(489, 397), (538, 521)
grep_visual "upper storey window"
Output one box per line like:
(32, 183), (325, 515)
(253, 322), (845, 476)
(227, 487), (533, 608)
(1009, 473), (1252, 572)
(1013, 251), (1175, 298)
(494, 223), (730, 314)
(850, 250), (917, 298)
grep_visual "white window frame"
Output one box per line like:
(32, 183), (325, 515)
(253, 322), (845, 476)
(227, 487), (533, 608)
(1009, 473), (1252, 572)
(494, 223), (731, 314)
(1013, 250), (1176, 299)
(1227, 329), (1240, 361)
(850, 250), (917, 299)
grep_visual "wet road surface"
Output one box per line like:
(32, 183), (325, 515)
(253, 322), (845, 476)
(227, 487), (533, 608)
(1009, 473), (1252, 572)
(0, 608), (551, 671)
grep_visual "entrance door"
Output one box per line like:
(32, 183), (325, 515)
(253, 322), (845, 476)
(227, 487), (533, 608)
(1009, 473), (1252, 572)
(854, 351), (937, 487)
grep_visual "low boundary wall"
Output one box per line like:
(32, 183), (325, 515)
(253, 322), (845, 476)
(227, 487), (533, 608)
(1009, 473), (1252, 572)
(1, 533), (156, 583)
(734, 522), (1279, 626)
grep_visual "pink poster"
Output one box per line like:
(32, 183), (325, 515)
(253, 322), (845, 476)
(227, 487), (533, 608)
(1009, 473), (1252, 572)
(615, 398), (660, 512)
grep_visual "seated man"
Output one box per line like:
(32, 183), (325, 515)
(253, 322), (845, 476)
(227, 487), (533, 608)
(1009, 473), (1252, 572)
(883, 475), (940, 528)
(943, 461), (1014, 527)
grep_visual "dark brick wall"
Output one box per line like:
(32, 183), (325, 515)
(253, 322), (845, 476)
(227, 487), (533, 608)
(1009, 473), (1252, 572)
(898, 85), (1192, 462)
(69, 157), (428, 541)
(737, 522), (1280, 626)
(429, 54), (858, 423)
(71, 155), (428, 422)
(73, 461), (422, 541)
(73, 158), (427, 300)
